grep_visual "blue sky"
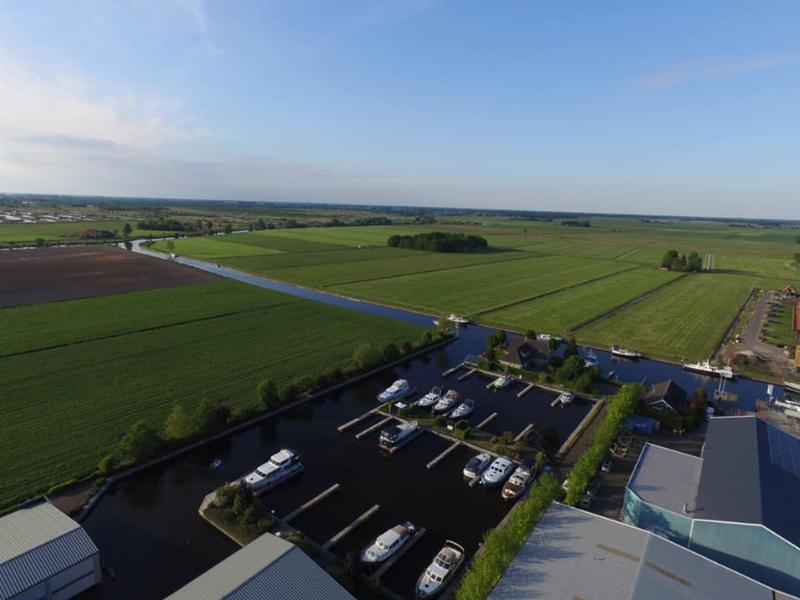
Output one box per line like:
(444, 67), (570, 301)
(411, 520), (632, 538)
(0, 0), (797, 218)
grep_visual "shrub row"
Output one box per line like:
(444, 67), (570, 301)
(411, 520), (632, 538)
(564, 383), (643, 505)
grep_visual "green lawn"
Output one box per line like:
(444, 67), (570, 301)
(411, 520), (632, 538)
(0, 282), (422, 509)
(714, 254), (800, 281)
(0, 220), (167, 243)
(577, 273), (756, 361)
(152, 236), (283, 259)
(484, 268), (682, 335)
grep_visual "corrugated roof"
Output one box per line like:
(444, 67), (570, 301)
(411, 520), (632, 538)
(487, 503), (793, 600)
(0, 502), (98, 599)
(164, 533), (355, 600)
(628, 443), (702, 515)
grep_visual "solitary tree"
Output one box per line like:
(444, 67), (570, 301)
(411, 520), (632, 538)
(224, 222), (233, 234)
(525, 329), (537, 341)
(166, 239), (175, 254)
(122, 222), (132, 238)
(116, 421), (162, 463)
(257, 379), (279, 409)
(164, 404), (193, 440)
(565, 337), (579, 358)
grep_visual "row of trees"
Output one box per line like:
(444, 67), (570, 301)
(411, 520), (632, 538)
(210, 483), (272, 535)
(387, 232), (488, 253)
(560, 219), (591, 228)
(660, 249), (703, 272)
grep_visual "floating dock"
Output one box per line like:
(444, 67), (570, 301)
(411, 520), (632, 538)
(323, 504), (380, 550)
(457, 368), (477, 382)
(514, 423), (534, 443)
(355, 416), (394, 440)
(475, 412), (497, 430)
(517, 382), (535, 398)
(284, 483), (340, 522)
(426, 440), (461, 470)
(368, 527), (427, 582)
(442, 363), (464, 377)
(338, 408), (378, 433)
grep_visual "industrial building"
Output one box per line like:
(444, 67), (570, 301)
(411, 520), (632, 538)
(0, 502), (101, 600)
(164, 532), (356, 600)
(623, 415), (800, 597)
(487, 502), (796, 600)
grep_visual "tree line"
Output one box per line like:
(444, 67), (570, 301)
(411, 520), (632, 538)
(660, 249), (703, 272)
(387, 231), (488, 252)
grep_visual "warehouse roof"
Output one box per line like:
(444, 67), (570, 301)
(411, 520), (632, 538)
(164, 532), (356, 600)
(0, 502), (99, 599)
(628, 443), (702, 515)
(487, 503), (797, 600)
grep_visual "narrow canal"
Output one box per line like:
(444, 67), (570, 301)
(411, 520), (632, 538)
(76, 243), (783, 599)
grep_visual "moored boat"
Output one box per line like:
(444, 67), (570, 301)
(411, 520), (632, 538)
(361, 522), (416, 564)
(448, 314), (469, 325)
(433, 389), (460, 414)
(610, 345), (642, 359)
(379, 421), (419, 450)
(489, 374), (513, 389)
(462, 452), (492, 480)
(556, 391), (575, 406)
(417, 386), (444, 408)
(784, 381), (800, 394)
(450, 398), (475, 419)
(480, 456), (514, 487)
(377, 379), (411, 403)
(243, 449), (303, 492)
(415, 540), (465, 598)
(501, 461), (534, 501)
(682, 360), (735, 379)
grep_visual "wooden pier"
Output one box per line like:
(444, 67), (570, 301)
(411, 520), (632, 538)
(514, 423), (534, 443)
(550, 395), (564, 408)
(284, 484), (340, 522)
(457, 368), (477, 382)
(324, 504), (380, 550)
(355, 416), (394, 440)
(368, 527), (427, 582)
(475, 412), (497, 430)
(517, 382), (535, 398)
(442, 362), (464, 377)
(426, 440), (461, 470)
(338, 408), (378, 433)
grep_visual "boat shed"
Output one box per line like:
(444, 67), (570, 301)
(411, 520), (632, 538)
(642, 380), (688, 412)
(499, 337), (551, 369)
(0, 502), (101, 600)
(164, 532), (356, 600)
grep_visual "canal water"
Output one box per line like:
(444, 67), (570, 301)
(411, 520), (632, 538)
(76, 244), (785, 599)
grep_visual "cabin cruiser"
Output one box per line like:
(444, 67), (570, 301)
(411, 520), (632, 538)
(417, 386), (444, 408)
(361, 522), (416, 564)
(610, 345), (642, 359)
(501, 462), (534, 501)
(783, 381), (800, 394)
(379, 421), (419, 450)
(450, 399), (475, 420)
(243, 449), (303, 492)
(480, 456), (514, 487)
(538, 333), (552, 341)
(556, 391), (575, 406)
(448, 314), (470, 325)
(377, 379), (411, 402)
(583, 351), (599, 369)
(489, 374), (513, 389)
(433, 389), (460, 414)
(682, 360), (735, 379)
(463, 453), (492, 480)
(415, 541), (465, 598)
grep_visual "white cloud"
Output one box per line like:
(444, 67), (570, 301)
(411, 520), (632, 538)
(638, 53), (800, 89)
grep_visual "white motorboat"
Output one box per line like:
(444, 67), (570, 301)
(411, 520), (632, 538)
(433, 389), (460, 414)
(361, 522), (416, 564)
(489, 374), (513, 389)
(377, 379), (411, 403)
(448, 314), (470, 325)
(480, 456), (514, 487)
(682, 360), (735, 379)
(610, 345), (642, 359)
(432, 318), (440, 326)
(538, 333), (552, 341)
(450, 399), (475, 420)
(209, 458), (223, 470)
(462, 453), (492, 480)
(783, 381), (800, 394)
(415, 540), (466, 599)
(379, 421), (419, 450)
(243, 449), (303, 492)
(417, 386), (444, 408)
(557, 391), (575, 406)
(583, 351), (599, 369)
(501, 462), (534, 501)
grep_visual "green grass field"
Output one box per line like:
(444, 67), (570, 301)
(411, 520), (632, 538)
(484, 268), (682, 335)
(0, 281), (422, 508)
(0, 220), (166, 243)
(577, 274), (756, 361)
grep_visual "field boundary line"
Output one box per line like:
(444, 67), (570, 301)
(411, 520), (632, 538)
(66, 334), (456, 522)
(0, 306), (286, 359)
(569, 272), (688, 332)
(475, 265), (641, 317)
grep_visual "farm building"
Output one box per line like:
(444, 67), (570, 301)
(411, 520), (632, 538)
(499, 338), (551, 369)
(487, 502), (797, 600)
(622, 416), (800, 597)
(0, 502), (101, 600)
(164, 532), (355, 600)
(784, 284), (799, 299)
(642, 379), (688, 412)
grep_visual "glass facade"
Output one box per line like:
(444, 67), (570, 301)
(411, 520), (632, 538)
(621, 489), (691, 546)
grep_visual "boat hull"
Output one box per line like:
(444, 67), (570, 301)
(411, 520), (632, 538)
(245, 463), (303, 493)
